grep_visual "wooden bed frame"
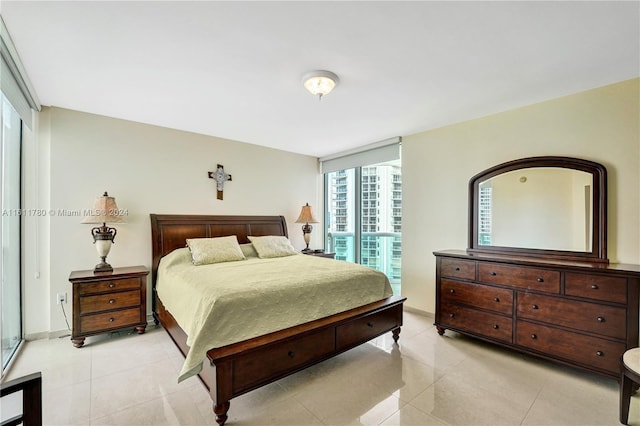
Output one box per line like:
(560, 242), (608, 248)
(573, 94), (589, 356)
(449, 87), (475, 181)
(150, 214), (406, 425)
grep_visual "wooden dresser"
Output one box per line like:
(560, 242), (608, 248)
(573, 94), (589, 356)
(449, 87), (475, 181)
(69, 266), (149, 348)
(434, 250), (640, 378)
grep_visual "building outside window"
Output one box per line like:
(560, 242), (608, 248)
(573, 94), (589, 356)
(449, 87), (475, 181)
(478, 186), (492, 245)
(325, 161), (402, 294)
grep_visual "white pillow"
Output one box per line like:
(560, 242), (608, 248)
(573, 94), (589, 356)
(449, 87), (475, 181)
(239, 243), (258, 258)
(186, 236), (245, 265)
(247, 235), (299, 258)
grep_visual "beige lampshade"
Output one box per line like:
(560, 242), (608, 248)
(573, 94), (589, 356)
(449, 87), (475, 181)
(81, 192), (125, 224)
(295, 203), (319, 224)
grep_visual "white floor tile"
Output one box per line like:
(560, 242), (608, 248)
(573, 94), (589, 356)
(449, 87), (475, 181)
(3, 312), (638, 426)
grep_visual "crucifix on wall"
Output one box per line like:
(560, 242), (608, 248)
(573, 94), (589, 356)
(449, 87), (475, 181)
(208, 164), (232, 200)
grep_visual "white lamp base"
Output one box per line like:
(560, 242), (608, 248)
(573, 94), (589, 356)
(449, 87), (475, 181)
(94, 239), (113, 272)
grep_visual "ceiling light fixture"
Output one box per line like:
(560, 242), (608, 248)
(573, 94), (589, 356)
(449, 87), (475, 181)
(302, 70), (339, 100)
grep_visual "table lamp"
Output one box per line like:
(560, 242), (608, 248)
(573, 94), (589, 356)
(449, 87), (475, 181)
(295, 203), (319, 252)
(81, 192), (124, 272)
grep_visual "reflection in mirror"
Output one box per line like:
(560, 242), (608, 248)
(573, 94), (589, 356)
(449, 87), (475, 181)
(478, 167), (593, 251)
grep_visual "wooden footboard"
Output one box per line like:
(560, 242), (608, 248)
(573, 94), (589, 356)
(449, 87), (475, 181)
(155, 293), (406, 425)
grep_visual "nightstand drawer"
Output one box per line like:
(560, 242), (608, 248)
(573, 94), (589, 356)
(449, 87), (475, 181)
(79, 307), (141, 334)
(78, 278), (141, 295)
(80, 290), (140, 315)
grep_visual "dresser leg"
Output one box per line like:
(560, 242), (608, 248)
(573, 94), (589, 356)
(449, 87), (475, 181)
(135, 325), (147, 334)
(71, 337), (85, 348)
(214, 401), (230, 425)
(436, 326), (445, 336)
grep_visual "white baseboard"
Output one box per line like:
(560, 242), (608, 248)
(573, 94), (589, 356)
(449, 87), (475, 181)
(403, 305), (434, 319)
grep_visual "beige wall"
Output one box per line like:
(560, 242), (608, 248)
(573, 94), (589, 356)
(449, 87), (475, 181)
(24, 107), (321, 335)
(23, 78), (640, 333)
(402, 78), (640, 314)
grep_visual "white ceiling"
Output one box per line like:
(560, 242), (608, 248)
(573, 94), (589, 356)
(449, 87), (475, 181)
(2, 1), (638, 157)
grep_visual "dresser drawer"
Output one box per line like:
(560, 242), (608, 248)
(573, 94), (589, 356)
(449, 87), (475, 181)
(79, 307), (142, 334)
(336, 307), (400, 350)
(565, 273), (627, 304)
(440, 258), (475, 280)
(517, 293), (626, 339)
(80, 290), (140, 315)
(516, 321), (626, 375)
(232, 328), (334, 393)
(441, 279), (513, 315)
(78, 278), (141, 295)
(478, 263), (560, 294)
(439, 303), (512, 343)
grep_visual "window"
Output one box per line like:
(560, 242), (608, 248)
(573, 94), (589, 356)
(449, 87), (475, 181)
(321, 138), (401, 294)
(0, 17), (41, 374)
(324, 160), (402, 295)
(1, 93), (22, 372)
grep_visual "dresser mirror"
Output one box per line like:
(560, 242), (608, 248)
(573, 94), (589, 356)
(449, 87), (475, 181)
(468, 156), (608, 264)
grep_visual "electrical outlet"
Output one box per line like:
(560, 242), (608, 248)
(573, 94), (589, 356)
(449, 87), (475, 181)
(56, 292), (67, 305)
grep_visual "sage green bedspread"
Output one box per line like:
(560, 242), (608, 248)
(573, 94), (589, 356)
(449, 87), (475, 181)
(157, 248), (394, 382)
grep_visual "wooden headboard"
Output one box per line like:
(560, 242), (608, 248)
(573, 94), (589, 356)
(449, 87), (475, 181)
(149, 214), (288, 292)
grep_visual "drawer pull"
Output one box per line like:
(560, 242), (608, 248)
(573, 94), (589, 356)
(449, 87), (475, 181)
(493, 324), (499, 329)
(367, 322), (374, 328)
(493, 297), (500, 302)
(531, 334), (537, 340)
(455, 267), (460, 271)
(596, 316), (605, 323)
(591, 284), (599, 290)
(109, 317), (115, 322)
(449, 313), (455, 318)
(109, 283), (115, 288)
(532, 304), (539, 310)
(109, 299), (115, 304)
(490, 272), (497, 276)
(536, 277), (544, 283)
(596, 351), (604, 357)
(450, 289), (455, 294)
(288, 351), (295, 358)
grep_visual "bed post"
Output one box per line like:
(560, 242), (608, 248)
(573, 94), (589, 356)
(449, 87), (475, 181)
(214, 401), (230, 425)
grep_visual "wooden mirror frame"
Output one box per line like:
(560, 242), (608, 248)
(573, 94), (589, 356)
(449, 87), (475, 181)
(468, 156), (608, 264)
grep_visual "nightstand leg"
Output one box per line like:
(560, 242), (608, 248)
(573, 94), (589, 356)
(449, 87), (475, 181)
(135, 325), (147, 334)
(392, 327), (401, 343)
(71, 337), (85, 348)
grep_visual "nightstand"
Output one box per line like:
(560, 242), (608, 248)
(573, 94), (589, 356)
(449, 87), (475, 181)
(302, 251), (336, 259)
(69, 266), (149, 348)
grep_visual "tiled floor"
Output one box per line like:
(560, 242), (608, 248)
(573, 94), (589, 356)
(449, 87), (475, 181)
(3, 311), (640, 425)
